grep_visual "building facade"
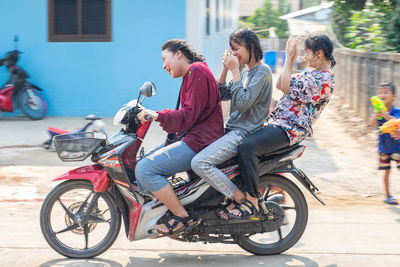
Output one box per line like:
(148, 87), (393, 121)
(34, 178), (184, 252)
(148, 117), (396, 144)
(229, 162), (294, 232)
(0, 0), (237, 116)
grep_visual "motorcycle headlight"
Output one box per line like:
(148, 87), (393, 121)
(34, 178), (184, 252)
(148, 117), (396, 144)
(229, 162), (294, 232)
(113, 99), (142, 125)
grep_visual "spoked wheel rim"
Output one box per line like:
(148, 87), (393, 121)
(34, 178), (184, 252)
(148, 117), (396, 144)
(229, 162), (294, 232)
(235, 174), (308, 255)
(40, 180), (121, 258)
(18, 89), (47, 119)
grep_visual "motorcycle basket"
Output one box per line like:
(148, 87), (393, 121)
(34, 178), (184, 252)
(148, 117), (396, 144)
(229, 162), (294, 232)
(54, 132), (105, 162)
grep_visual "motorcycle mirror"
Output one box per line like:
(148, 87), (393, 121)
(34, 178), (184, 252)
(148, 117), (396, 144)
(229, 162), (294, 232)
(139, 81), (156, 98)
(14, 35), (19, 50)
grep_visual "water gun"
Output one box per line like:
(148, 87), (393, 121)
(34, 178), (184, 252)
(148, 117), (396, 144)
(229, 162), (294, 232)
(378, 119), (400, 134)
(371, 96), (387, 119)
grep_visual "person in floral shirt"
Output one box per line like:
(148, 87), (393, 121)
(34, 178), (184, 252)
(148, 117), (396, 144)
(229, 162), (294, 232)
(267, 68), (334, 144)
(227, 33), (335, 218)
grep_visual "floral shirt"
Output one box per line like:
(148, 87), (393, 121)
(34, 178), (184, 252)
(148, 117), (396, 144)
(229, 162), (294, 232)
(267, 70), (334, 145)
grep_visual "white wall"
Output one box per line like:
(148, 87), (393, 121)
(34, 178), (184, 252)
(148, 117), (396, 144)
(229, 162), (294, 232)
(186, 0), (204, 53)
(186, 0), (238, 76)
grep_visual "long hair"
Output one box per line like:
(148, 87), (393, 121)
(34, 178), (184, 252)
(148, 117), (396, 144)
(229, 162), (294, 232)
(304, 33), (336, 68)
(229, 28), (263, 64)
(162, 39), (205, 63)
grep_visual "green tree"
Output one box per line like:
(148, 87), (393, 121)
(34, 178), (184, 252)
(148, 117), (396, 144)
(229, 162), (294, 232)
(386, 0), (400, 51)
(344, 4), (391, 51)
(242, 0), (290, 39)
(302, 0), (321, 9)
(332, 0), (366, 45)
(333, 0), (400, 52)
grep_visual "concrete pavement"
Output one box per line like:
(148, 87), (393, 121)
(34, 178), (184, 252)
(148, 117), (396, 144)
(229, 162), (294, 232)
(0, 201), (399, 267)
(1, 111), (400, 266)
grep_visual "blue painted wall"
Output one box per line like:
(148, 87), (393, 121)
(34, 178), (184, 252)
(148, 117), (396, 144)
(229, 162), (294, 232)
(0, 0), (186, 116)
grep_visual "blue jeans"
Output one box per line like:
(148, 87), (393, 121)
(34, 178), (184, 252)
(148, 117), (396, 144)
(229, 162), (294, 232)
(135, 141), (196, 193)
(191, 130), (246, 199)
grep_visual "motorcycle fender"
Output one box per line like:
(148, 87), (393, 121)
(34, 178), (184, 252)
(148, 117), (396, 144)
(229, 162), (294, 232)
(287, 169), (325, 205)
(271, 163), (326, 205)
(53, 164), (110, 192)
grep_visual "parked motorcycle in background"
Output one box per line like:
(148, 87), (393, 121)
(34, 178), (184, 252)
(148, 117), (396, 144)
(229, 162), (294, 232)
(40, 82), (325, 259)
(43, 115), (108, 149)
(0, 36), (47, 120)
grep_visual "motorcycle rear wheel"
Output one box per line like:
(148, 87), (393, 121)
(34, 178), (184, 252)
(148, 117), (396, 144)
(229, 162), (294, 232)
(17, 87), (47, 120)
(235, 174), (308, 255)
(40, 180), (121, 258)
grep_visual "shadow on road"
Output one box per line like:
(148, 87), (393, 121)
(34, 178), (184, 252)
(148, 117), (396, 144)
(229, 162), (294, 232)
(388, 206), (400, 224)
(38, 253), (329, 267)
(127, 253), (323, 267)
(39, 258), (122, 267)
(297, 138), (339, 175)
(39, 258), (123, 267)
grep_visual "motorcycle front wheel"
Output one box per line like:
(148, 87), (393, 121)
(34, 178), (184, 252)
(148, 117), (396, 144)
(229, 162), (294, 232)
(40, 180), (121, 258)
(235, 174), (308, 255)
(17, 87), (47, 120)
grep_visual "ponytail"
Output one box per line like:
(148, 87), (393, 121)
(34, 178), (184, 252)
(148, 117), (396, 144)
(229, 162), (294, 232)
(329, 55), (336, 68)
(304, 34), (336, 68)
(162, 39), (205, 63)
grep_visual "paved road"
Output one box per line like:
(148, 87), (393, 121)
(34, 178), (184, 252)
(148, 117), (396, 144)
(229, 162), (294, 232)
(1, 101), (400, 266)
(0, 201), (399, 267)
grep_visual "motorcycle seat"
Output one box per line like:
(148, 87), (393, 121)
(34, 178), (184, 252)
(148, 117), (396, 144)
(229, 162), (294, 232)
(215, 144), (303, 170)
(259, 144), (303, 159)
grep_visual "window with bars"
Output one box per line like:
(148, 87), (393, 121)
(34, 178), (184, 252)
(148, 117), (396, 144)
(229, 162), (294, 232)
(223, 0), (227, 29)
(216, 0), (220, 32)
(48, 0), (112, 42)
(205, 0), (210, 36)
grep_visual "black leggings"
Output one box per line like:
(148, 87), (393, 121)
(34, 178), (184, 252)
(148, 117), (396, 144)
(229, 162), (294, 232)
(237, 124), (290, 198)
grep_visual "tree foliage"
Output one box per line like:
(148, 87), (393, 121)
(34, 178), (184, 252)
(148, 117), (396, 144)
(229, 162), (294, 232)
(344, 4), (391, 51)
(302, 0), (322, 9)
(333, 0), (400, 52)
(241, 0), (291, 39)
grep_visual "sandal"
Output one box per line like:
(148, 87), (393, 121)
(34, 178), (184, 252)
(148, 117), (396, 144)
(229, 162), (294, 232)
(215, 200), (241, 220)
(384, 195), (398, 205)
(157, 213), (198, 235)
(227, 199), (259, 219)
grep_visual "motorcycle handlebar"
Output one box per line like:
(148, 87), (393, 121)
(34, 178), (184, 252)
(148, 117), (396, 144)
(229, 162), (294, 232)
(144, 115), (153, 121)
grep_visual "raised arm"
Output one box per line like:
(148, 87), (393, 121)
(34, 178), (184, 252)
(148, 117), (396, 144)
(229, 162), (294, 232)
(218, 48), (241, 101)
(276, 35), (302, 94)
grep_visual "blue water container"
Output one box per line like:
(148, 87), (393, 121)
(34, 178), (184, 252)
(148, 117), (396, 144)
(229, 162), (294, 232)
(280, 51), (286, 67)
(264, 51), (277, 72)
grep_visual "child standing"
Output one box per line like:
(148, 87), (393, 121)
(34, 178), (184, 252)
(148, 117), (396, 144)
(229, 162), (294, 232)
(370, 82), (400, 205)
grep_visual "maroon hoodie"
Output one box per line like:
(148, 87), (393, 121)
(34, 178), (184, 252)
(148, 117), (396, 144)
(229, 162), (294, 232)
(156, 62), (224, 153)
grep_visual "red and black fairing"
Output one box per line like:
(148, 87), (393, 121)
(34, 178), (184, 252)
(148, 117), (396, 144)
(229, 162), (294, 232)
(97, 121), (151, 187)
(96, 120), (151, 239)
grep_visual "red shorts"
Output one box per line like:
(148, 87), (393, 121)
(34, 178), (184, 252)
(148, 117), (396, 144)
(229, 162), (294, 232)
(378, 152), (400, 170)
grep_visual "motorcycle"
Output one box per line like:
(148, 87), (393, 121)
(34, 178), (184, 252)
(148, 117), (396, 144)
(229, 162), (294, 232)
(40, 81), (325, 259)
(43, 115), (108, 149)
(0, 36), (47, 120)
